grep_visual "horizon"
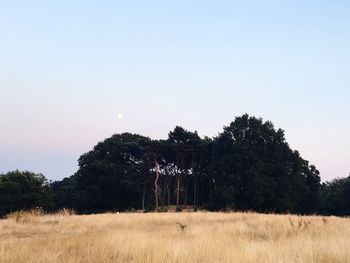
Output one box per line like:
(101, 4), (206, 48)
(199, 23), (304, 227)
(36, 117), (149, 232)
(1, 1), (349, 181)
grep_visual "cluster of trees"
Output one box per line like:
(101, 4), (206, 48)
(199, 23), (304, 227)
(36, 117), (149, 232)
(319, 177), (350, 215)
(0, 170), (51, 216)
(1, 114), (349, 216)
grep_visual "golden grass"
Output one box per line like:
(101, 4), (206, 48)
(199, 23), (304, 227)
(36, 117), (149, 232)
(0, 211), (349, 263)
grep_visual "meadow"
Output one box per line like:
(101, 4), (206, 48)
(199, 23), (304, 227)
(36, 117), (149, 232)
(0, 210), (349, 263)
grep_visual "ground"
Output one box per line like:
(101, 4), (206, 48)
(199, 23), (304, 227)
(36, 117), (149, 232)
(0, 211), (349, 263)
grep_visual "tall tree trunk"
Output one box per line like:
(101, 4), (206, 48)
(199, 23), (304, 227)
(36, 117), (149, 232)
(167, 183), (171, 206)
(176, 156), (180, 206)
(192, 155), (197, 211)
(164, 175), (171, 206)
(193, 176), (197, 211)
(161, 176), (166, 206)
(154, 161), (160, 209)
(184, 180), (189, 206)
(142, 184), (146, 211)
(176, 175), (180, 206)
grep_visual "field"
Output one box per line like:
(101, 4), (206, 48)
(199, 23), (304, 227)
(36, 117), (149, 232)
(0, 211), (349, 263)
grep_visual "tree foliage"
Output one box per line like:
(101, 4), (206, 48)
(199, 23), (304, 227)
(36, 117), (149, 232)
(1, 114), (349, 216)
(319, 176), (350, 215)
(51, 114), (325, 214)
(0, 170), (52, 216)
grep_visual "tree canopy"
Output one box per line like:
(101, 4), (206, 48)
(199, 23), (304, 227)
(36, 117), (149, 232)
(1, 114), (349, 216)
(0, 170), (52, 215)
(51, 114), (325, 214)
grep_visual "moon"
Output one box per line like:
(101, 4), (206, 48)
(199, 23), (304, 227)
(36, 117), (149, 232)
(117, 113), (124, 120)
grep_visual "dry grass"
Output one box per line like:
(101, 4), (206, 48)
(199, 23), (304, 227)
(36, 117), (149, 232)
(0, 211), (349, 263)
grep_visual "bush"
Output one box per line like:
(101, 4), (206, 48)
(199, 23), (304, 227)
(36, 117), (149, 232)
(175, 206), (183, 212)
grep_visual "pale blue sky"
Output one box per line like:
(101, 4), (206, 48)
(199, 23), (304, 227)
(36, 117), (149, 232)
(0, 1), (349, 181)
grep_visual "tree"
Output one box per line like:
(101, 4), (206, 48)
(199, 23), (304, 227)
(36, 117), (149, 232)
(47, 114), (326, 215)
(167, 127), (203, 208)
(51, 176), (78, 210)
(0, 170), (52, 216)
(208, 114), (320, 213)
(319, 175), (350, 215)
(73, 133), (153, 212)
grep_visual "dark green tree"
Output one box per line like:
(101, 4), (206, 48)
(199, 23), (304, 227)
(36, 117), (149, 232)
(51, 176), (78, 210)
(208, 114), (320, 213)
(0, 170), (52, 216)
(73, 133), (153, 212)
(47, 114), (326, 215)
(167, 127), (204, 208)
(319, 175), (350, 215)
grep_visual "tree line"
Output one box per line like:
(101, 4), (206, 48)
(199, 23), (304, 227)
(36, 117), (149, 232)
(1, 114), (349, 216)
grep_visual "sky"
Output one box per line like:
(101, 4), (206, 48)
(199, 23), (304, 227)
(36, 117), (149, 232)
(0, 0), (349, 181)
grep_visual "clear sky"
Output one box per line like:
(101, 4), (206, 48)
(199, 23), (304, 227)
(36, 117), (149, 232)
(1, 1), (349, 181)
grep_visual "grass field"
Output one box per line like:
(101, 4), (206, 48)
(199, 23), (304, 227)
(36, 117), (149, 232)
(0, 210), (349, 263)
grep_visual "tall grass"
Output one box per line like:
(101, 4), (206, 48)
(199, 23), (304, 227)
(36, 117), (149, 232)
(0, 211), (349, 262)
